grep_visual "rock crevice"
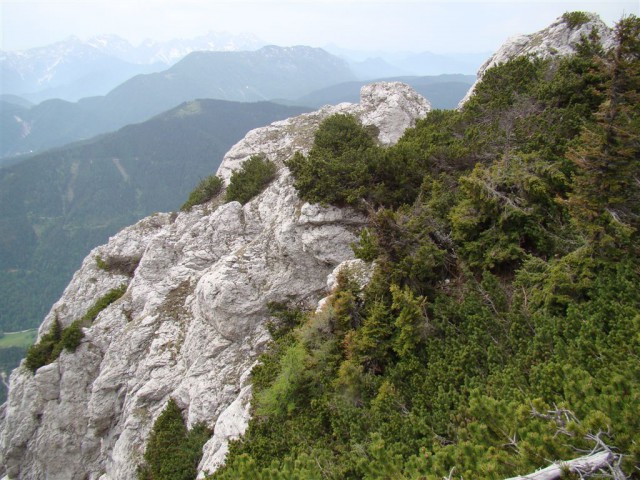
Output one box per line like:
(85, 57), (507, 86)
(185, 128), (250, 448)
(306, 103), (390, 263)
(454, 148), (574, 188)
(0, 82), (429, 479)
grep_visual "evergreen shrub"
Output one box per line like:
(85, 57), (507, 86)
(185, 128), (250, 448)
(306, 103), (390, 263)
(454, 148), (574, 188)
(24, 284), (127, 373)
(209, 17), (640, 478)
(225, 155), (277, 205)
(138, 398), (212, 480)
(181, 175), (224, 211)
(562, 11), (591, 29)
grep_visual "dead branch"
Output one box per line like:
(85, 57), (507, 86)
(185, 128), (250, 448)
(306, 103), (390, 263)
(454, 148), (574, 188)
(503, 450), (622, 480)
(518, 405), (628, 480)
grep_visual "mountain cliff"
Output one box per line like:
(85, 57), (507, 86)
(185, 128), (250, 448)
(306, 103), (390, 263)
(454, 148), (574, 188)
(2, 12), (638, 480)
(0, 82), (430, 479)
(0, 100), (310, 337)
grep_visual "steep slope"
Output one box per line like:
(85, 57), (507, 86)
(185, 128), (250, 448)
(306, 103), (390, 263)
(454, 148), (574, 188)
(0, 100), (310, 334)
(210, 14), (640, 480)
(458, 12), (615, 106)
(0, 83), (430, 479)
(1, 46), (355, 159)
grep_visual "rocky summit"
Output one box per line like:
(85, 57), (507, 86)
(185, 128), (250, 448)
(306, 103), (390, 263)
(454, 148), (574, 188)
(0, 82), (430, 480)
(458, 12), (615, 107)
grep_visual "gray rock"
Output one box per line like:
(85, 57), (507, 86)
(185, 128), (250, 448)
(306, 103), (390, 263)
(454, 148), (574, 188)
(0, 82), (428, 479)
(459, 12), (615, 107)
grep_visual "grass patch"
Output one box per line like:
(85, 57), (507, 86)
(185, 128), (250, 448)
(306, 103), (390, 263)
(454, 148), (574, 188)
(0, 329), (37, 349)
(81, 284), (127, 324)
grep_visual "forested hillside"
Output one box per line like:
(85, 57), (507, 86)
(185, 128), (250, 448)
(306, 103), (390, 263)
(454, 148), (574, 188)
(0, 100), (309, 332)
(1, 46), (352, 159)
(194, 15), (639, 479)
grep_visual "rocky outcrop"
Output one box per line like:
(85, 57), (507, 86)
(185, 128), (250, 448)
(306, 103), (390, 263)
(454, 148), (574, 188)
(458, 12), (615, 107)
(0, 82), (430, 480)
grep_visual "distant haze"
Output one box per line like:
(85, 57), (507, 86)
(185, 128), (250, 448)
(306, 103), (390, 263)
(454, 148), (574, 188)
(2, 0), (637, 54)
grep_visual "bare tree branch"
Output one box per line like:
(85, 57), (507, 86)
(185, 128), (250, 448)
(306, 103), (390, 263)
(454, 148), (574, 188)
(503, 451), (621, 480)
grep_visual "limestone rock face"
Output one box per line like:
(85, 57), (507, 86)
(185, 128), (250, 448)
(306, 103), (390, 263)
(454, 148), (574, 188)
(458, 12), (615, 107)
(217, 81), (431, 182)
(0, 82), (428, 480)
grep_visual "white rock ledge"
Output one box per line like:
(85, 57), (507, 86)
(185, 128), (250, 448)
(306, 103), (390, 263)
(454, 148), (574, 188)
(0, 82), (430, 479)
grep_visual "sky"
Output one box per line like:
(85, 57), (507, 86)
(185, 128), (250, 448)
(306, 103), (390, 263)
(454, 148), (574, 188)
(1, 0), (638, 54)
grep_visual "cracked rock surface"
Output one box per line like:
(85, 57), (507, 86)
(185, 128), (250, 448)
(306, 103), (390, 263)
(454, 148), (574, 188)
(0, 82), (429, 480)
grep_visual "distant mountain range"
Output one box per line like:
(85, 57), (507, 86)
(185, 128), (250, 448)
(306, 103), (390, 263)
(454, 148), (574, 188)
(294, 74), (476, 110)
(0, 32), (265, 102)
(0, 99), (309, 332)
(86, 31), (265, 64)
(1, 46), (355, 160)
(1, 34), (488, 103)
(325, 45), (490, 77)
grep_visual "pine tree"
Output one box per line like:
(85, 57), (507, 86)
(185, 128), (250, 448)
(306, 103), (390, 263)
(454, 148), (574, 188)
(351, 300), (395, 374)
(569, 15), (640, 252)
(391, 285), (427, 358)
(139, 398), (193, 480)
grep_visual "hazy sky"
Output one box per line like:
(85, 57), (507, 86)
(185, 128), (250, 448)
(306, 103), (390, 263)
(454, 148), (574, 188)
(1, 0), (638, 53)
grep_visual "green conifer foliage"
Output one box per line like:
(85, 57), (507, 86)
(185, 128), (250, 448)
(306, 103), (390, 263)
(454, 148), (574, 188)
(225, 155), (277, 205)
(349, 300), (394, 374)
(569, 16), (640, 253)
(561, 11), (591, 29)
(286, 114), (378, 207)
(81, 284), (127, 324)
(24, 284), (127, 372)
(138, 398), (212, 480)
(205, 15), (640, 479)
(24, 318), (62, 373)
(181, 175), (224, 211)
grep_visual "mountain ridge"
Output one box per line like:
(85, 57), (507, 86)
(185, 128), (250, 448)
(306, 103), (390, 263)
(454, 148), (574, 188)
(0, 32), (265, 102)
(1, 46), (355, 159)
(1, 11), (637, 480)
(459, 11), (615, 106)
(0, 81), (430, 479)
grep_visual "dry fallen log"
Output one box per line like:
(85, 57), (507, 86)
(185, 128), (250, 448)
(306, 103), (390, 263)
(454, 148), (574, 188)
(504, 451), (623, 480)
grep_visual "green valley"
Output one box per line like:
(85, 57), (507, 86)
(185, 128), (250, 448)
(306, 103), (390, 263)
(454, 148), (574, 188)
(0, 100), (309, 332)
